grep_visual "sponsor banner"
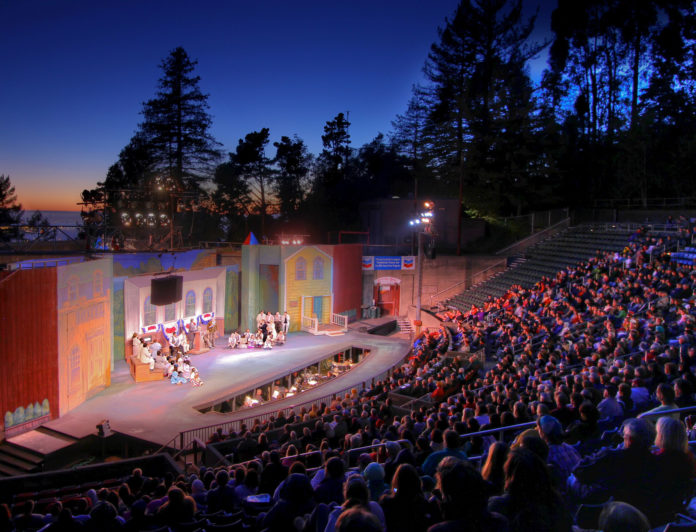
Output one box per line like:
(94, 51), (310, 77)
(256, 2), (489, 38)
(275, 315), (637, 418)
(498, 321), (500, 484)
(401, 256), (415, 270)
(362, 256), (417, 271)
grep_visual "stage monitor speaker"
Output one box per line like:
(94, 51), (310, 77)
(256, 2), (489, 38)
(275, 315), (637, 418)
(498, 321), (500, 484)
(151, 275), (183, 306)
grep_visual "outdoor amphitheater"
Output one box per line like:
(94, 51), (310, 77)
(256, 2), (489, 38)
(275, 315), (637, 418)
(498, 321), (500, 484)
(1, 215), (696, 532)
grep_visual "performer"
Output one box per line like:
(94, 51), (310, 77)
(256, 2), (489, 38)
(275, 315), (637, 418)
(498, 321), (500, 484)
(274, 311), (282, 333)
(260, 321), (269, 343)
(242, 328), (253, 346)
(282, 310), (290, 334)
(228, 330), (240, 348)
(187, 318), (198, 346)
(256, 310), (266, 330)
(169, 333), (181, 356)
(206, 319), (217, 348)
(190, 367), (203, 387)
(178, 330), (189, 354)
(139, 342), (155, 371)
(170, 370), (187, 385)
(276, 330), (286, 345)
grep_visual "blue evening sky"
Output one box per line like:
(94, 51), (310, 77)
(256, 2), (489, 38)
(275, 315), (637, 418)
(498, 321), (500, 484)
(0, 0), (554, 210)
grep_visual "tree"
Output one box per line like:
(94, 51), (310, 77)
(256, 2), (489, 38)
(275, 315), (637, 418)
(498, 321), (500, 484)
(139, 46), (222, 191)
(273, 135), (311, 221)
(0, 174), (22, 242)
(224, 128), (275, 238)
(424, 0), (544, 249)
(310, 112), (358, 233)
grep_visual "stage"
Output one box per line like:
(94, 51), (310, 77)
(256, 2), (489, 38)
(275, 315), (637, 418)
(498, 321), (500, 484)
(37, 328), (410, 447)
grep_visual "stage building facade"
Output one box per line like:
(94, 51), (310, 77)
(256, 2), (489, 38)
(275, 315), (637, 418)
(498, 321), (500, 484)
(0, 244), (364, 439)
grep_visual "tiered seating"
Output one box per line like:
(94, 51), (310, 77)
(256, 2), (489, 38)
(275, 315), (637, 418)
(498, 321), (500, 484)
(445, 226), (633, 310)
(672, 246), (696, 265)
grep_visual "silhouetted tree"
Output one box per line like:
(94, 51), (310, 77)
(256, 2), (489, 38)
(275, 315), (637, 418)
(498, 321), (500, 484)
(140, 46), (222, 191)
(273, 135), (312, 222)
(0, 174), (22, 242)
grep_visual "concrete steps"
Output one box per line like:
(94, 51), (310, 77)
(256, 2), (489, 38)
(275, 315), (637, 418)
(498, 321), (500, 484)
(397, 317), (413, 334)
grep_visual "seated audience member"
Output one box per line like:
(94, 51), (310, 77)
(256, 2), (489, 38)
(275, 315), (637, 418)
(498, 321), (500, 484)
(597, 384), (624, 419)
(325, 476), (385, 532)
(335, 507), (383, 532)
(12, 500), (45, 531)
(261, 473), (315, 532)
(363, 462), (388, 502)
(639, 382), (680, 421)
(570, 418), (658, 516)
(481, 442), (509, 496)
(155, 486), (196, 527)
(421, 429), (468, 477)
(536, 415), (581, 484)
(206, 469), (237, 513)
(598, 501), (651, 532)
(315, 456), (346, 505)
(652, 416), (696, 524)
(379, 463), (436, 532)
(489, 448), (572, 531)
(430, 457), (507, 532)
(235, 468), (259, 503)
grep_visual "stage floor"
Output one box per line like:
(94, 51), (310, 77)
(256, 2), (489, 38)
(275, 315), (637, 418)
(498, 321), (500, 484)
(42, 329), (410, 446)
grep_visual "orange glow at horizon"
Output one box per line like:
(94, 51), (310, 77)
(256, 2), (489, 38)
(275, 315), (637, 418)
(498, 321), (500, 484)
(15, 184), (83, 212)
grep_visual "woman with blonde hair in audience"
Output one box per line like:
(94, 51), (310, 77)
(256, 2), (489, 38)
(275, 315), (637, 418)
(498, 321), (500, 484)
(481, 441), (509, 496)
(652, 417), (696, 524)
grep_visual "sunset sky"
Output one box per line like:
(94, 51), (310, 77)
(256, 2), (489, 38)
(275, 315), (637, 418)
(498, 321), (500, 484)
(1, 0), (553, 212)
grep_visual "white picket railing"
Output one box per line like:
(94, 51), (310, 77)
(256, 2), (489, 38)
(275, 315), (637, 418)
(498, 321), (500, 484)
(331, 313), (348, 331)
(301, 315), (318, 334)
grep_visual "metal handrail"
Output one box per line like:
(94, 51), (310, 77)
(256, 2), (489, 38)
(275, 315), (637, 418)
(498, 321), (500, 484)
(496, 217), (570, 256)
(429, 259), (507, 307)
(224, 439), (410, 469)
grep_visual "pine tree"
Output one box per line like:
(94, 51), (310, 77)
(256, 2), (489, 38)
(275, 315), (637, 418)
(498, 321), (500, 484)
(273, 135), (311, 222)
(0, 174), (23, 242)
(425, 0), (543, 249)
(140, 47), (222, 191)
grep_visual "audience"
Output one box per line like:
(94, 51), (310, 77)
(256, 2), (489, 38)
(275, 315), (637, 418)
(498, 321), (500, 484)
(4, 222), (696, 531)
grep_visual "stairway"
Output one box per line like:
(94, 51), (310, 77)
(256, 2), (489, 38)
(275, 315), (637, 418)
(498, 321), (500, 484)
(397, 317), (413, 334)
(0, 426), (79, 477)
(0, 440), (44, 477)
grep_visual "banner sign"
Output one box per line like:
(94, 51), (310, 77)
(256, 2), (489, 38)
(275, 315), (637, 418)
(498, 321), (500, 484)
(362, 256), (416, 271)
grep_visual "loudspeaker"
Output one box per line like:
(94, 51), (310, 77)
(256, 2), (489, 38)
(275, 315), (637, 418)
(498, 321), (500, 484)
(151, 275), (183, 306)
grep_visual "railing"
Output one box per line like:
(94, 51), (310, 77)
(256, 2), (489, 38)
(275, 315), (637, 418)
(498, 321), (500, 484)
(7, 257), (84, 271)
(174, 349), (410, 449)
(223, 439), (410, 470)
(583, 222), (684, 234)
(430, 259), (507, 307)
(593, 197), (696, 209)
(331, 313), (348, 331)
(301, 315), (318, 334)
(496, 217), (570, 257)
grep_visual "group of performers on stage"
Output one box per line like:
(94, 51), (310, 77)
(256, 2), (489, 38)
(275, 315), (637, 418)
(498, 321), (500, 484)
(131, 332), (204, 386)
(227, 310), (290, 350)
